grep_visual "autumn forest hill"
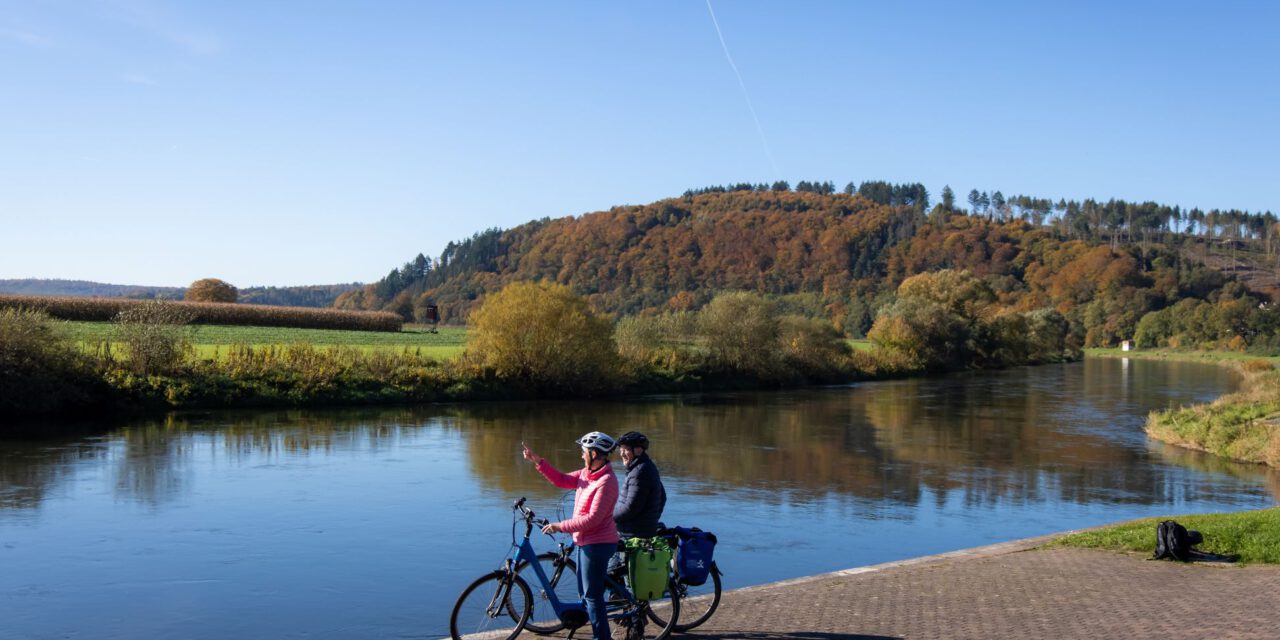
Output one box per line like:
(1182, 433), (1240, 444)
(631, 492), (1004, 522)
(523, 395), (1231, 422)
(336, 182), (1280, 346)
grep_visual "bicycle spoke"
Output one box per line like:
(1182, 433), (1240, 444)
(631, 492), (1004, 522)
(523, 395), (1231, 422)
(450, 573), (531, 640)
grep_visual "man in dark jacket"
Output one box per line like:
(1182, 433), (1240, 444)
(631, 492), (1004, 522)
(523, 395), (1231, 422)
(613, 431), (666, 538)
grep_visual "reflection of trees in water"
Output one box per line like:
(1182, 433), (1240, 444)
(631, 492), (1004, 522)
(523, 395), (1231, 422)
(1, 360), (1271, 511)
(1149, 439), (1280, 499)
(454, 365), (1276, 509)
(0, 438), (109, 510)
(114, 415), (193, 507)
(2, 407), (454, 509)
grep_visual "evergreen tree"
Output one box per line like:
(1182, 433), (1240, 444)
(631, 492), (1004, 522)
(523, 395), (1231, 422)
(941, 185), (955, 211)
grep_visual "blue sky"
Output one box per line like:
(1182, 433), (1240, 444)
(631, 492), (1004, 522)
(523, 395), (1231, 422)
(2, 1), (1277, 287)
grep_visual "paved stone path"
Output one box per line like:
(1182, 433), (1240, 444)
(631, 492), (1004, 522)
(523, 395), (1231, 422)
(683, 538), (1280, 640)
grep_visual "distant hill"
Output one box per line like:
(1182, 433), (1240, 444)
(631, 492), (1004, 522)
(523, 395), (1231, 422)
(0, 279), (185, 299)
(336, 184), (1279, 348)
(0, 279), (361, 308)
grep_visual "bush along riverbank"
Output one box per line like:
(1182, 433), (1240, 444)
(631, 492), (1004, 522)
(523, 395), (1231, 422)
(2, 272), (1082, 421)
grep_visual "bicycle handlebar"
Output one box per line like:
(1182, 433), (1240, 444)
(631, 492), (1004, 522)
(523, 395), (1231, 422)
(512, 496), (551, 533)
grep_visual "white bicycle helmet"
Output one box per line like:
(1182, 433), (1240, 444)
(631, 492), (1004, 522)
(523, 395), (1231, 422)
(575, 431), (616, 454)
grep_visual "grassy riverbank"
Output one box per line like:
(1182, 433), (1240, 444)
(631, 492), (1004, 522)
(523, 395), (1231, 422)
(1085, 348), (1280, 366)
(1048, 508), (1280, 564)
(1087, 349), (1280, 466)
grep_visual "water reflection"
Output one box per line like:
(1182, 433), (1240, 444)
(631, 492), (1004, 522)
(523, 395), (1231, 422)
(0, 360), (1273, 512)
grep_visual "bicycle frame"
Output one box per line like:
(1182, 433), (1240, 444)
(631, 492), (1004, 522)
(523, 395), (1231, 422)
(510, 499), (589, 623)
(511, 499), (648, 624)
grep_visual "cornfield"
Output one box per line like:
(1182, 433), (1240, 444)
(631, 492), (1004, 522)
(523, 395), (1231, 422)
(0, 294), (402, 332)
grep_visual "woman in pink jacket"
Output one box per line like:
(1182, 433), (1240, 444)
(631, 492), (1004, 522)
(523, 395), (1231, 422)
(522, 432), (619, 640)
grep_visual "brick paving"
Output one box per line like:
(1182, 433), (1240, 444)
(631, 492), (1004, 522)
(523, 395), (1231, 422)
(684, 538), (1280, 640)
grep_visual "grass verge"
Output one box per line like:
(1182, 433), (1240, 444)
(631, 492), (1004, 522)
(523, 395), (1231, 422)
(1046, 508), (1280, 564)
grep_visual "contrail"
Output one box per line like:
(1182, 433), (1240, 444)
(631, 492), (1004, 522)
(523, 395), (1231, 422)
(705, 0), (781, 178)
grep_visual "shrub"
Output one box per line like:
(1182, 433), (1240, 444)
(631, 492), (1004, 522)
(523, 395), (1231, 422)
(467, 281), (618, 392)
(778, 315), (851, 379)
(697, 291), (782, 378)
(1240, 359), (1275, 373)
(114, 301), (195, 375)
(0, 308), (102, 414)
(615, 312), (702, 367)
(868, 296), (969, 371)
(185, 278), (238, 303)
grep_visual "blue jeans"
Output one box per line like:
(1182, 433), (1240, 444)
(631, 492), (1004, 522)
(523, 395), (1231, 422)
(577, 543), (615, 640)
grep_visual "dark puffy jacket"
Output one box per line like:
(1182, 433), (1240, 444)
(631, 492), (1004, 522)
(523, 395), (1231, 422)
(613, 452), (666, 538)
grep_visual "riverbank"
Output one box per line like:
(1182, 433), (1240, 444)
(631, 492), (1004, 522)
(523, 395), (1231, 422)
(2, 301), (1082, 422)
(1088, 348), (1280, 467)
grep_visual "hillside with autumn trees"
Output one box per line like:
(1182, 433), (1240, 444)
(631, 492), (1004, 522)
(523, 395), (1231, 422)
(338, 182), (1280, 352)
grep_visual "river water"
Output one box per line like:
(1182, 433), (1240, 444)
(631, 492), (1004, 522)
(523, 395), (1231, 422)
(1, 358), (1276, 639)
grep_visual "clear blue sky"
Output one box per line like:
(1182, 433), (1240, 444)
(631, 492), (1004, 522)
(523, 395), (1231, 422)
(3, 1), (1277, 287)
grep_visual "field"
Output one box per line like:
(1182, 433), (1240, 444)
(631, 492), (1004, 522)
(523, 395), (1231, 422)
(61, 321), (468, 360)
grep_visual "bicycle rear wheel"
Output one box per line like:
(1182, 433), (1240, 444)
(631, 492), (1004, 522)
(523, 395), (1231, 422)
(449, 571), (531, 640)
(515, 552), (580, 634)
(647, 562), (721, 631)
(614, 574), (680, 640)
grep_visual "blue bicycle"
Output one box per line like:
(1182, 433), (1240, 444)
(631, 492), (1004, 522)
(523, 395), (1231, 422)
(449, 498), (680, 640)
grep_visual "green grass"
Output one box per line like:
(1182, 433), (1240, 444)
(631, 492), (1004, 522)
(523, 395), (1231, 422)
(848, 339), (875, 352)
(61, 320), (469, 360)
(1047, 508), (1280, 564)
(1086, 347), (1280, 366)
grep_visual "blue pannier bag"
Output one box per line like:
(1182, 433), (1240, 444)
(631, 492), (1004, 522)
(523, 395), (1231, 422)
(672, 526), (717, 586)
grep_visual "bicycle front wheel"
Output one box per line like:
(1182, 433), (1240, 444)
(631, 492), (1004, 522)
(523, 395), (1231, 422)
(449, 571), (532, 640)
(647, 563), (722, 631)
(515, 552), (580, 634)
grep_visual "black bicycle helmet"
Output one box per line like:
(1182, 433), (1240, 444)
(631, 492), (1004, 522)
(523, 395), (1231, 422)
(616, 431), (650, 450)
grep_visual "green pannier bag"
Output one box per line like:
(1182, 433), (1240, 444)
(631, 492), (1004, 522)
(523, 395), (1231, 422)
(624, 536), (673, 601)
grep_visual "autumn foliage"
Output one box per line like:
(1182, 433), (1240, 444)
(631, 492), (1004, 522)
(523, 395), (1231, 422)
(343, 190), (1277, 350)
(466, 281), (618, 392)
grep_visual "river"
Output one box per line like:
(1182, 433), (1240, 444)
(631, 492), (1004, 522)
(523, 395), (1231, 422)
(1, 358), (1276, 639)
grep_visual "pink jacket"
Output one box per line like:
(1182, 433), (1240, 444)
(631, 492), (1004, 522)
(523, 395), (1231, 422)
(536, 459), (620, 546)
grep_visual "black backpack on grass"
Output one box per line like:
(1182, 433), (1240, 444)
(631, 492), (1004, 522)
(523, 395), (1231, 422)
(1153, 520), (1202, 561)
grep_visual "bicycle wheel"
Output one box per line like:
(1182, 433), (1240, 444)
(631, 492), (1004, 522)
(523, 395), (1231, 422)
(515, 552), (579, 634)
(647, 563), (721, 631)
(618, 574), (680, 640)
(449, 571), (532, 640)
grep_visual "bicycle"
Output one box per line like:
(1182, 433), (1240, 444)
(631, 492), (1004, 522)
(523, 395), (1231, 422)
(517, 527), (722, 633)
(449, 498), (680, 640)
